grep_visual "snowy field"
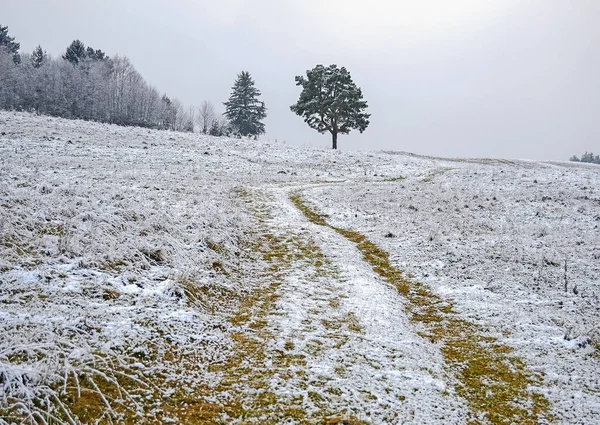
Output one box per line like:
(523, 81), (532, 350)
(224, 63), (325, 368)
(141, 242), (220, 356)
(0, 111), (598, 424)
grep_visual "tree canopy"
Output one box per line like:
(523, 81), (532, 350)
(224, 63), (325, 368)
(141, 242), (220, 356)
(570, 152), (600, 164)
(31, 45), (46, 68)
(0, 40), (192, 131)
(290, 64), (370, 149)
(63, 40), (87, 65)
(62, 40), (107, 65)
(0, 25), (21, 64)
(223, 71), (266, 137)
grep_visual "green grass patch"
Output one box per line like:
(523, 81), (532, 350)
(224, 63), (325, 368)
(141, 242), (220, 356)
(423, 167), (453, 182)
(383, 176), (406, 182)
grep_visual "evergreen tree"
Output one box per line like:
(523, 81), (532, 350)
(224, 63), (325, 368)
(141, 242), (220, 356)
(31, 45), (46, 68)
(581, 152), (593, 163)
(290, 64), (370, 149)
(0, 25), (21, 64)
(208, 115), (229, 137)
(63, 40), (87, 65)
(223, 71), (266, 137)
(569, 152), (600, 164)
(86, 46), (107, 61)
(160, 95), (177, 130)
(209, 119), (222, 136)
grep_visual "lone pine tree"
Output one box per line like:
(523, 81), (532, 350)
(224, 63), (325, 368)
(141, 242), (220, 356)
(224, 71), (266, 137)
(290, 64), (370, 149)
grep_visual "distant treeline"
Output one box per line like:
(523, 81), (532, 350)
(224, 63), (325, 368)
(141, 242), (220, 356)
(0, 25), (205, 132)
(569, 152), (600, 165)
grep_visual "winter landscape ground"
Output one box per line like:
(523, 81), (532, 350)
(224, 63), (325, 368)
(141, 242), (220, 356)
(0, 111), (599, 424)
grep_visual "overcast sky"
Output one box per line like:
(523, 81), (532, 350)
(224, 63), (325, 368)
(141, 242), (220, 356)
(2, 0), (599, 159)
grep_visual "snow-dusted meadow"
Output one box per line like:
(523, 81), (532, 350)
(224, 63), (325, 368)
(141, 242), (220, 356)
(0, 111), (598, 424)
(304, 157), (600, 423)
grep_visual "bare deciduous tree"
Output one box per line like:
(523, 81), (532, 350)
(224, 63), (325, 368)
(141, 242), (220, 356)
(197, 100), (216, 134)
(0, 42), (192, 131)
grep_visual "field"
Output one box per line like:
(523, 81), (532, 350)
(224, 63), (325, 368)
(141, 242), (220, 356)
(1, 111), (598, 424)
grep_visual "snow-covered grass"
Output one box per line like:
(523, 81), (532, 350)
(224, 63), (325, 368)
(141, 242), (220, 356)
(0, 112), (262, 423)
(290, 192), (553, 424)
(303, 157), (600, 424)
(0, 111), (599, 424)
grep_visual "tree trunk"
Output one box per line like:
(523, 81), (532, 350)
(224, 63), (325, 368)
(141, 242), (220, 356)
(331, 131), (338, 150)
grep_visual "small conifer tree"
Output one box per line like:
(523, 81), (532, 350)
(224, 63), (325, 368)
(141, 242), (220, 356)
(31, 45), (46, 68)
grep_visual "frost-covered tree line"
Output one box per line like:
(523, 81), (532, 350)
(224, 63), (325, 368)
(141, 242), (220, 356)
(0, 25), (264, 137)
(569, 152), (600, 165)
(0, 26), (195, 131)
(2, 24), (373, 146)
